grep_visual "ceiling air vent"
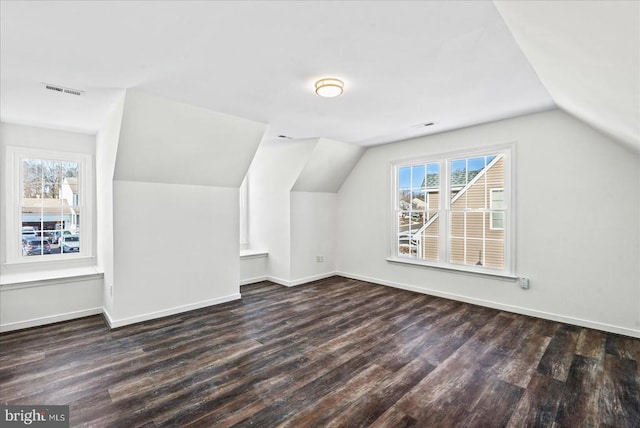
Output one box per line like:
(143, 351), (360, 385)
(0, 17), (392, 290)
(43, 83), (84, 96)
(411, 122), (435, 128)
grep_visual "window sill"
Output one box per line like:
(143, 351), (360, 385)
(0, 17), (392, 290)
(386, 257), (518, 281)
(0, 266), (103, 289)
(240, 249), (268, 260)
(3, 255), (95, 267)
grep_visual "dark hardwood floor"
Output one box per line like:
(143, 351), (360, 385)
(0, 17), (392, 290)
(1, 276), (639, 427)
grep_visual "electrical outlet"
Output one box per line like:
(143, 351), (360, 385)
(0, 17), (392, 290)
(518, 277), (530, 289)
(315, 255), (324, 263)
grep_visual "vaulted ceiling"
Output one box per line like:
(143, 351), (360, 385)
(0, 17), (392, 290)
(1, 1), (637, 152)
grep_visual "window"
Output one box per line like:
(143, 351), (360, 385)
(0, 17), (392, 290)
(5, 147), (93, 263)
(392, 145), (513, 275)
(490, 188), (505, 230)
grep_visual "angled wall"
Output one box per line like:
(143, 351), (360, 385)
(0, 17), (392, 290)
(248, 137), (364, 285)
(248, 139), (317, 284)
(107, 90), (265, 326)
(290, 138), (364, 283)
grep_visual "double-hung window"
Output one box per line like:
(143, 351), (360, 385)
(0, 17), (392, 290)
(392, 144), (514, 276)
(5, 147), (93, 263)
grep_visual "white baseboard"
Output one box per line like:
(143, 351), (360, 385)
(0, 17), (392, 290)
(104, 294), (241, 329)
(0, 307), (103, 333)
(338, 271), (640, 339)
(266, 275), (292, 287)
(289, 272), (338, 287)
(265, 272), (337, 287)
(240, 276), (268, 286)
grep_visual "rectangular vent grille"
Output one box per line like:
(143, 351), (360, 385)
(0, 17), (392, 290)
(43, 83), (84, 96)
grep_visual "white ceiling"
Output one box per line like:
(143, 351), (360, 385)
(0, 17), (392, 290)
(0, 0), (556, 146)
(495, 1), (640, 153)
(3, 1), (625, 148)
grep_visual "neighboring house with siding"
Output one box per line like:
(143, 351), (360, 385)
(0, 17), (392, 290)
(412, 155), (505, 269)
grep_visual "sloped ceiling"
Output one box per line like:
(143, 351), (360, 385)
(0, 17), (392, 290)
(495, 1), (640, 153)
(0, 1), (553, 146)
(114, 90), (265, 187)
(1, 1), (635, 151)
(292, 138), (365, 193)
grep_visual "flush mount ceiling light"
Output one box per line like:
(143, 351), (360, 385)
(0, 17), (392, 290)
(315, 78), (344, 98)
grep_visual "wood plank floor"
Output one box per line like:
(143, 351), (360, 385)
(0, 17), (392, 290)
(1, 276), (639, 427)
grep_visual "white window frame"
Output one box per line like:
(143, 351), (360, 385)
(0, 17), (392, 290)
(5, 146), (94, 265)
(388, 143), (516, 278)
(489, 188), (505, 231)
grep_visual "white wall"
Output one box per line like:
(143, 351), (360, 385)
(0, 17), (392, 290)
(107, 90), (265, 327)
(248, 139), (316, 283)
(248, 137), (361, 285)
(0, 278), (102, 332)
(108, 181), (239, 326)
(290, 192), (337, 284)
(0, 122), (102, 331)
(337, 109), (640, 337)
(239, 253), (268, 285)
(95, 94), (125, 316)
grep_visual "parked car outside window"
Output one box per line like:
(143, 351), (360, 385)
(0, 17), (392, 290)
(22, 236), (52, 256)
(61, 235), (80, 253)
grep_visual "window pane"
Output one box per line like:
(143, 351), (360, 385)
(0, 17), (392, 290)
(22, 207), (41, 233)
(69, 206), (81, 234)
(467, 157), (484, 182)
(23, 159), (42, 198)
(399, 190), (411, 210)
(426, 163), (440, 188)
(486, 155), (504, 186)
(490, 189), (505, 209)
(465, 175), (486, 209)
(62, 162), (80, 206)
(451, 159), (466, 187)
(409, 211), (424, 231)
(62, 161), (79, 179)
(21, 235), (53, 257)
(450, 237), (464, 264)
(42, 160), (62, 184)
(42, 182), (61, 200)
(61, 231), (80, 254)
(485, 239), (504, 268)
(411, 190), (426, 210)
(417, 212), (439, 262)
(399, 167), (411, 189)
(411, 165), (425, 189)
(490, 212), (505, 230)
(427, 191), (440, 210)
(466, 239), (484, 266)
(450, 212), (464, 238)
(466, 212), (484, 239)
(399, 211), (411, 230)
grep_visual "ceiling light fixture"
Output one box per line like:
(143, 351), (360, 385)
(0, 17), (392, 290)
(315, 78), (344, 98)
